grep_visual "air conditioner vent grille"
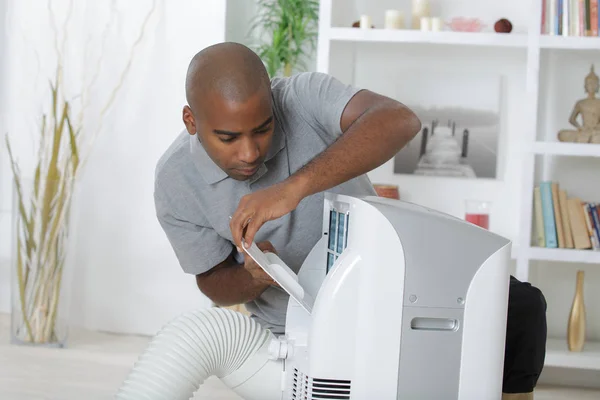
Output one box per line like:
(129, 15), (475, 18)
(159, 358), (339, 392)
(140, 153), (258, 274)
(291, 369), (351, 400)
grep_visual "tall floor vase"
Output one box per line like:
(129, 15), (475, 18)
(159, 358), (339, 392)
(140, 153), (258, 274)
(10, 177), (76, 348)
(567, 270), (586, 352)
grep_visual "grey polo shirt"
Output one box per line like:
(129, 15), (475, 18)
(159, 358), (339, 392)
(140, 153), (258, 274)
(154, 72), (376, 334)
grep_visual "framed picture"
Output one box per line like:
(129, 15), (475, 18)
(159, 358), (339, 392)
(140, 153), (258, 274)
(393, 70), (502, 180)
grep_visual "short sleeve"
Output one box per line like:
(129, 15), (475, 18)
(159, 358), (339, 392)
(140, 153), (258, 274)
(154, 183), (232, 276)
(289, 72), (362, 140)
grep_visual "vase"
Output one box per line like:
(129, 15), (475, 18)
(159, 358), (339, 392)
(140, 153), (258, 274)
(10, 176), (77, 348)
(567, 270), (586, 352)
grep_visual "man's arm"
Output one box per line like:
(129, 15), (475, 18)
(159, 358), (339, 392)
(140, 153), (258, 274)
(291, 89), (421, 199)
(196, 242), (278, 306)
(196, 253), (268, 306)
(230, 88), (421, 249)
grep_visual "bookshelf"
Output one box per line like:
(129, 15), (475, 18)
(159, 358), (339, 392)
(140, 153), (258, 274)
(520, 1), (600, 373)
(317, 0), (600, 374)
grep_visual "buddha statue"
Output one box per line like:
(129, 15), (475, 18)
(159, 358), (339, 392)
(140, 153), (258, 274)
(558, 65), (600, 144)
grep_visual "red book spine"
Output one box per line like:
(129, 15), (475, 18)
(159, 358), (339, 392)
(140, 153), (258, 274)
(542, 0), (547, 33)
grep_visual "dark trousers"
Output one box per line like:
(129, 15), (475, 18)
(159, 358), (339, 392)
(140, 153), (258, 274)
(502, 275), (548, 393)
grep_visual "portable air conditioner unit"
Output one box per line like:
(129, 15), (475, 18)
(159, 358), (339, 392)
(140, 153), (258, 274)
(116, 193), (512, 400)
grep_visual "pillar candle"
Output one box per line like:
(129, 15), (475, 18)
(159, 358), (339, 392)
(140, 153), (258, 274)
(384, 10), (404, 29)
(420, 17), (431, 31)
(431, 17), (442, 32)
(412, 0), (430, 14)
(412, 0), (430, 29)
(360, 15), (372, 29)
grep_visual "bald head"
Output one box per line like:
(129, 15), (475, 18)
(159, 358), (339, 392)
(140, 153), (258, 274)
(182, 42), (276, 181)
(185, 42), (271, 113)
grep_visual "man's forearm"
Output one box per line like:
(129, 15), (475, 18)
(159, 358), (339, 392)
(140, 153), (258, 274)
(290, 100), (421, 198)
(197, 260), (271, 307)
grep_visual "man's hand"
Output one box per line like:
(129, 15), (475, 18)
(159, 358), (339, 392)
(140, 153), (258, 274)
(230, 181), (303, 250)
(243, 241), (280, 287)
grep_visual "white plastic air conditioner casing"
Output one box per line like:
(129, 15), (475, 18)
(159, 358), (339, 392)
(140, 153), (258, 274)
(252, 193), (511, 400)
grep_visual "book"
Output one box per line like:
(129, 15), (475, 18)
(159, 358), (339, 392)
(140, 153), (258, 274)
(534, 187), (546, 247)
(558, 189), (574, 248)
(551, 183), (566, 247)
(567, 197), (592, 249)
(539, 182), (558, 248)
(532, 182), (597, 250)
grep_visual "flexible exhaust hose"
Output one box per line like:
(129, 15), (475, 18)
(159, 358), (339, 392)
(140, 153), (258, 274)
(115, 307), (283, 400)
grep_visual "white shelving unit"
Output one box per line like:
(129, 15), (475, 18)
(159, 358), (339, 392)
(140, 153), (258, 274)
(531, 142), (600, 157)
(316, 0), (600, 376)
(328, 27), (529, 48)
(526, 246), (600, 264)
(545, 338), (600, 370)
(514, 0), (600, 376)
(540, 34), (600, 49)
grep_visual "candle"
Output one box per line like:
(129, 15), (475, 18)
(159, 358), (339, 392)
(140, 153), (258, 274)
(431, 17), (442, 31)
(412, 0), (430, 29)
(360, 15), (372, 29)
(412, 0), (430, 14)
(420, 17), (431, 31)
(384, 10), (404, 29)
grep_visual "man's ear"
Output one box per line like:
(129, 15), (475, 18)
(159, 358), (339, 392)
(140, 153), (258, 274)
(182, 105), (196, 135)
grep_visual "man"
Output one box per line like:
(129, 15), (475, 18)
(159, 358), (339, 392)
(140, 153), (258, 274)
(154, 42), (546, 399)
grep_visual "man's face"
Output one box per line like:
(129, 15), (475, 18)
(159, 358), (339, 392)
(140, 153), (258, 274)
(184, 90), (274, 181)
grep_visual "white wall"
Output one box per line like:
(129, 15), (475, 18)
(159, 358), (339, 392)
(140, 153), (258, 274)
(226, 0), (257, 44)
(0, 0), (10, 314)
(0, 0), (228, 335)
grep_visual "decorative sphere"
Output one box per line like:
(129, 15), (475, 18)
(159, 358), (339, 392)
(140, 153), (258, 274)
(494, 18), (513, 33)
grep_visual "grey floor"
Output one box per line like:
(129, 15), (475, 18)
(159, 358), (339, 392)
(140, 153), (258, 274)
(1, 314), (598, 399)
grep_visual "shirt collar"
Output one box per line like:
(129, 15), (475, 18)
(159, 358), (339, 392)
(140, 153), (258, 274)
(190, 121), (286, 185)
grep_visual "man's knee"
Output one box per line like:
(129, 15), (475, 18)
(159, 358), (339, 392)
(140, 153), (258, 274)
(507, 277), (548, 349)
(503, 277), (548, 393)
(508, 277), (547, 326)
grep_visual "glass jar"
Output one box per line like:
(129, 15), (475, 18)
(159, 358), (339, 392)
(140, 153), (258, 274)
(465, 200), (491, 230)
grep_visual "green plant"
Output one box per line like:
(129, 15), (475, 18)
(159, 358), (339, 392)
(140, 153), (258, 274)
(250, 0), (319, 77)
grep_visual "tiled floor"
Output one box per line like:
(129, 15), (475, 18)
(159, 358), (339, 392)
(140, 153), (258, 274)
(1, 314), (598, 399)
